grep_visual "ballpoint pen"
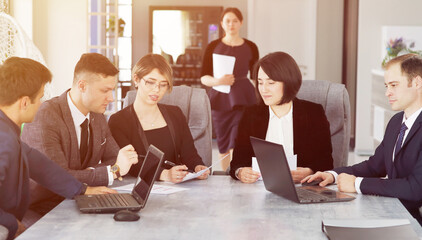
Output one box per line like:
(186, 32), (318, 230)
(164, 160), (194, 173)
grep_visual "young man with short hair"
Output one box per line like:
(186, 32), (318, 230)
(0, 57), (116, 240)
(304, 54), (422, 224)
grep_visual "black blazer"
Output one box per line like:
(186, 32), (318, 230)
(230, 98), (334, 179)
(334, 111), (422, 222)
(108, 104), (204, 176)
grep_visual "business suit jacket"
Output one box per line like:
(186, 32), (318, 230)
(108, 104), (204, 176)
(230, 98), (334, 179)
(21, 90), (120, 186)
(334, 111), (422, 221)
(0, 110), (82, 240)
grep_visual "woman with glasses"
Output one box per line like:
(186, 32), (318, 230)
(109, 54), (210, 183)
(230, 52), (333, 184)
(201, 7), (259, 171)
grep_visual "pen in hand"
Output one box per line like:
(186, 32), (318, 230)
(164, 160), (194, 173)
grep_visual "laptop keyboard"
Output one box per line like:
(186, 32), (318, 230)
(297, 188), (329, 202)
(95, 194), (130, 207)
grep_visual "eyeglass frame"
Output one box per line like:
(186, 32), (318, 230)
(139, 77), (170, 91)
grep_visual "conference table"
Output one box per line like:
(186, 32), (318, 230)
(17, 176), (422, 239)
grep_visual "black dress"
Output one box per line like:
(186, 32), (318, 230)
(201, 38), (259, 153)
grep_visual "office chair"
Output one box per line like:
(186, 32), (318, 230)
(297, 80), (351, 168)
(123, 85), (212, 166)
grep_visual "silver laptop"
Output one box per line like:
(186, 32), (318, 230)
(75, 144), (164, 213)
(250, 137), (355, 203)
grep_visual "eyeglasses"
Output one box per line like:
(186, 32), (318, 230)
(141, 78), (169, 90)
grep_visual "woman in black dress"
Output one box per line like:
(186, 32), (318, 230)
(201, 7), (259, 171)
(109, 54), (210, 183)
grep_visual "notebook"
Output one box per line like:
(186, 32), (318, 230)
(74, 144), (164, 213)
(250, 136), (355, 203)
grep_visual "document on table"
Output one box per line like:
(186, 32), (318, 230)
(252, 155), (297, 180)
(113, 184), (188, 195)
(181, 153), (230, 182)
(212, 53), (235, 94)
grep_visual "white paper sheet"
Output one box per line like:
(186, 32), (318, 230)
(252, 154), (297, 180)
(181, 153), (230, 182)
(212, 53), (235, 94)
(112, 184), (188, 195)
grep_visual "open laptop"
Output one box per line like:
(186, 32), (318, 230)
(250, 136), (355, 203)
(75, 144), (164, 213)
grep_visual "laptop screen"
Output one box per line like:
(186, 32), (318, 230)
(132, 145), (164, 205)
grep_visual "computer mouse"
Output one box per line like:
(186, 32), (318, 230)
(113, 210), (140, 222)
(301, 180), (322, 186)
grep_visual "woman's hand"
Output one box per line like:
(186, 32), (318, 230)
(194, 165), (210, 180)
(238, 167), (261, 184)
(166, 165), (189, 183)
(291, 167), (314, 183)
(218, 74), (235, 86)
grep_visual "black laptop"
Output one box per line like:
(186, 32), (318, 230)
(75, 144), (164, 213)
(250, 136), (355, 203)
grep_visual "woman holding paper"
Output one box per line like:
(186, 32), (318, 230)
(109, 54), (210, 183)
(229, 52), (334, 183)
(201, 7), (259, 171)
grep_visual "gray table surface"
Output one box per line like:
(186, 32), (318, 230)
(17, 176), (422, 240)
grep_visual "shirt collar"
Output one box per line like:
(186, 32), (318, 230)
(402, 106), (422, 130)
(268, 103), (293, 120)
(67, 91), (90, 126)
(0, 109), (21, 136)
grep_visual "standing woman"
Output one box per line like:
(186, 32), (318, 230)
(201, 7), (259, 171)
(109, 54), (210, 183)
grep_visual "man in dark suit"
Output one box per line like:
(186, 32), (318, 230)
(0, 57), (116, 240)
(304, 53), (422, 224)
(21, 53), (138, 216)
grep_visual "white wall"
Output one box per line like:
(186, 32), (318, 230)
(10, 0), (33, 39)
(248, 0), (317, 80)
(355, 0), (422, 154)
(132, 0), (248, 66)
(33, 0), (87, 97)
(315, 0), (344, 84)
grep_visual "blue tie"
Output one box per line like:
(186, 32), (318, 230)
(394, 123), (408, 157)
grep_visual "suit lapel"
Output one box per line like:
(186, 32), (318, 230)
(58, 90), (81, 168)
(401, 112), (422, 151)
(292, 98), (305, 155)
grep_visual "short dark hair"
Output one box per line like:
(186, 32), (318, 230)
(73, 53), (119, 84)
(253, 52), (302, 105)
(132, 54), (173, 92)
(0, 57), (52, 106)
(221, 7), (243, 22)
(385, 53), (422, 85)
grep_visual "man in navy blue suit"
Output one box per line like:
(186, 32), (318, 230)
(0, 57), (117, 240)
(304, 53), (422, 224)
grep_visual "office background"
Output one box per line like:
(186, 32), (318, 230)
(7, 0), (422, 161)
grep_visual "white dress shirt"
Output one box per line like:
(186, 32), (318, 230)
(67, 92), (113, 185)
(329, 106), (422, 194)
(265, 104), (294, 157)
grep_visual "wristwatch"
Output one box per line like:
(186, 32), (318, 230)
(111, 164), (123, 181)
(79, 183), (88, 195)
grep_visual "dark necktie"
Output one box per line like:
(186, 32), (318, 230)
(394, 122), (408, 157)
(80, 119), (89, 163)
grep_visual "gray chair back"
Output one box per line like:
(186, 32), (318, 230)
(297, 80), (351, 168)
(123, 86), (212, 166)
